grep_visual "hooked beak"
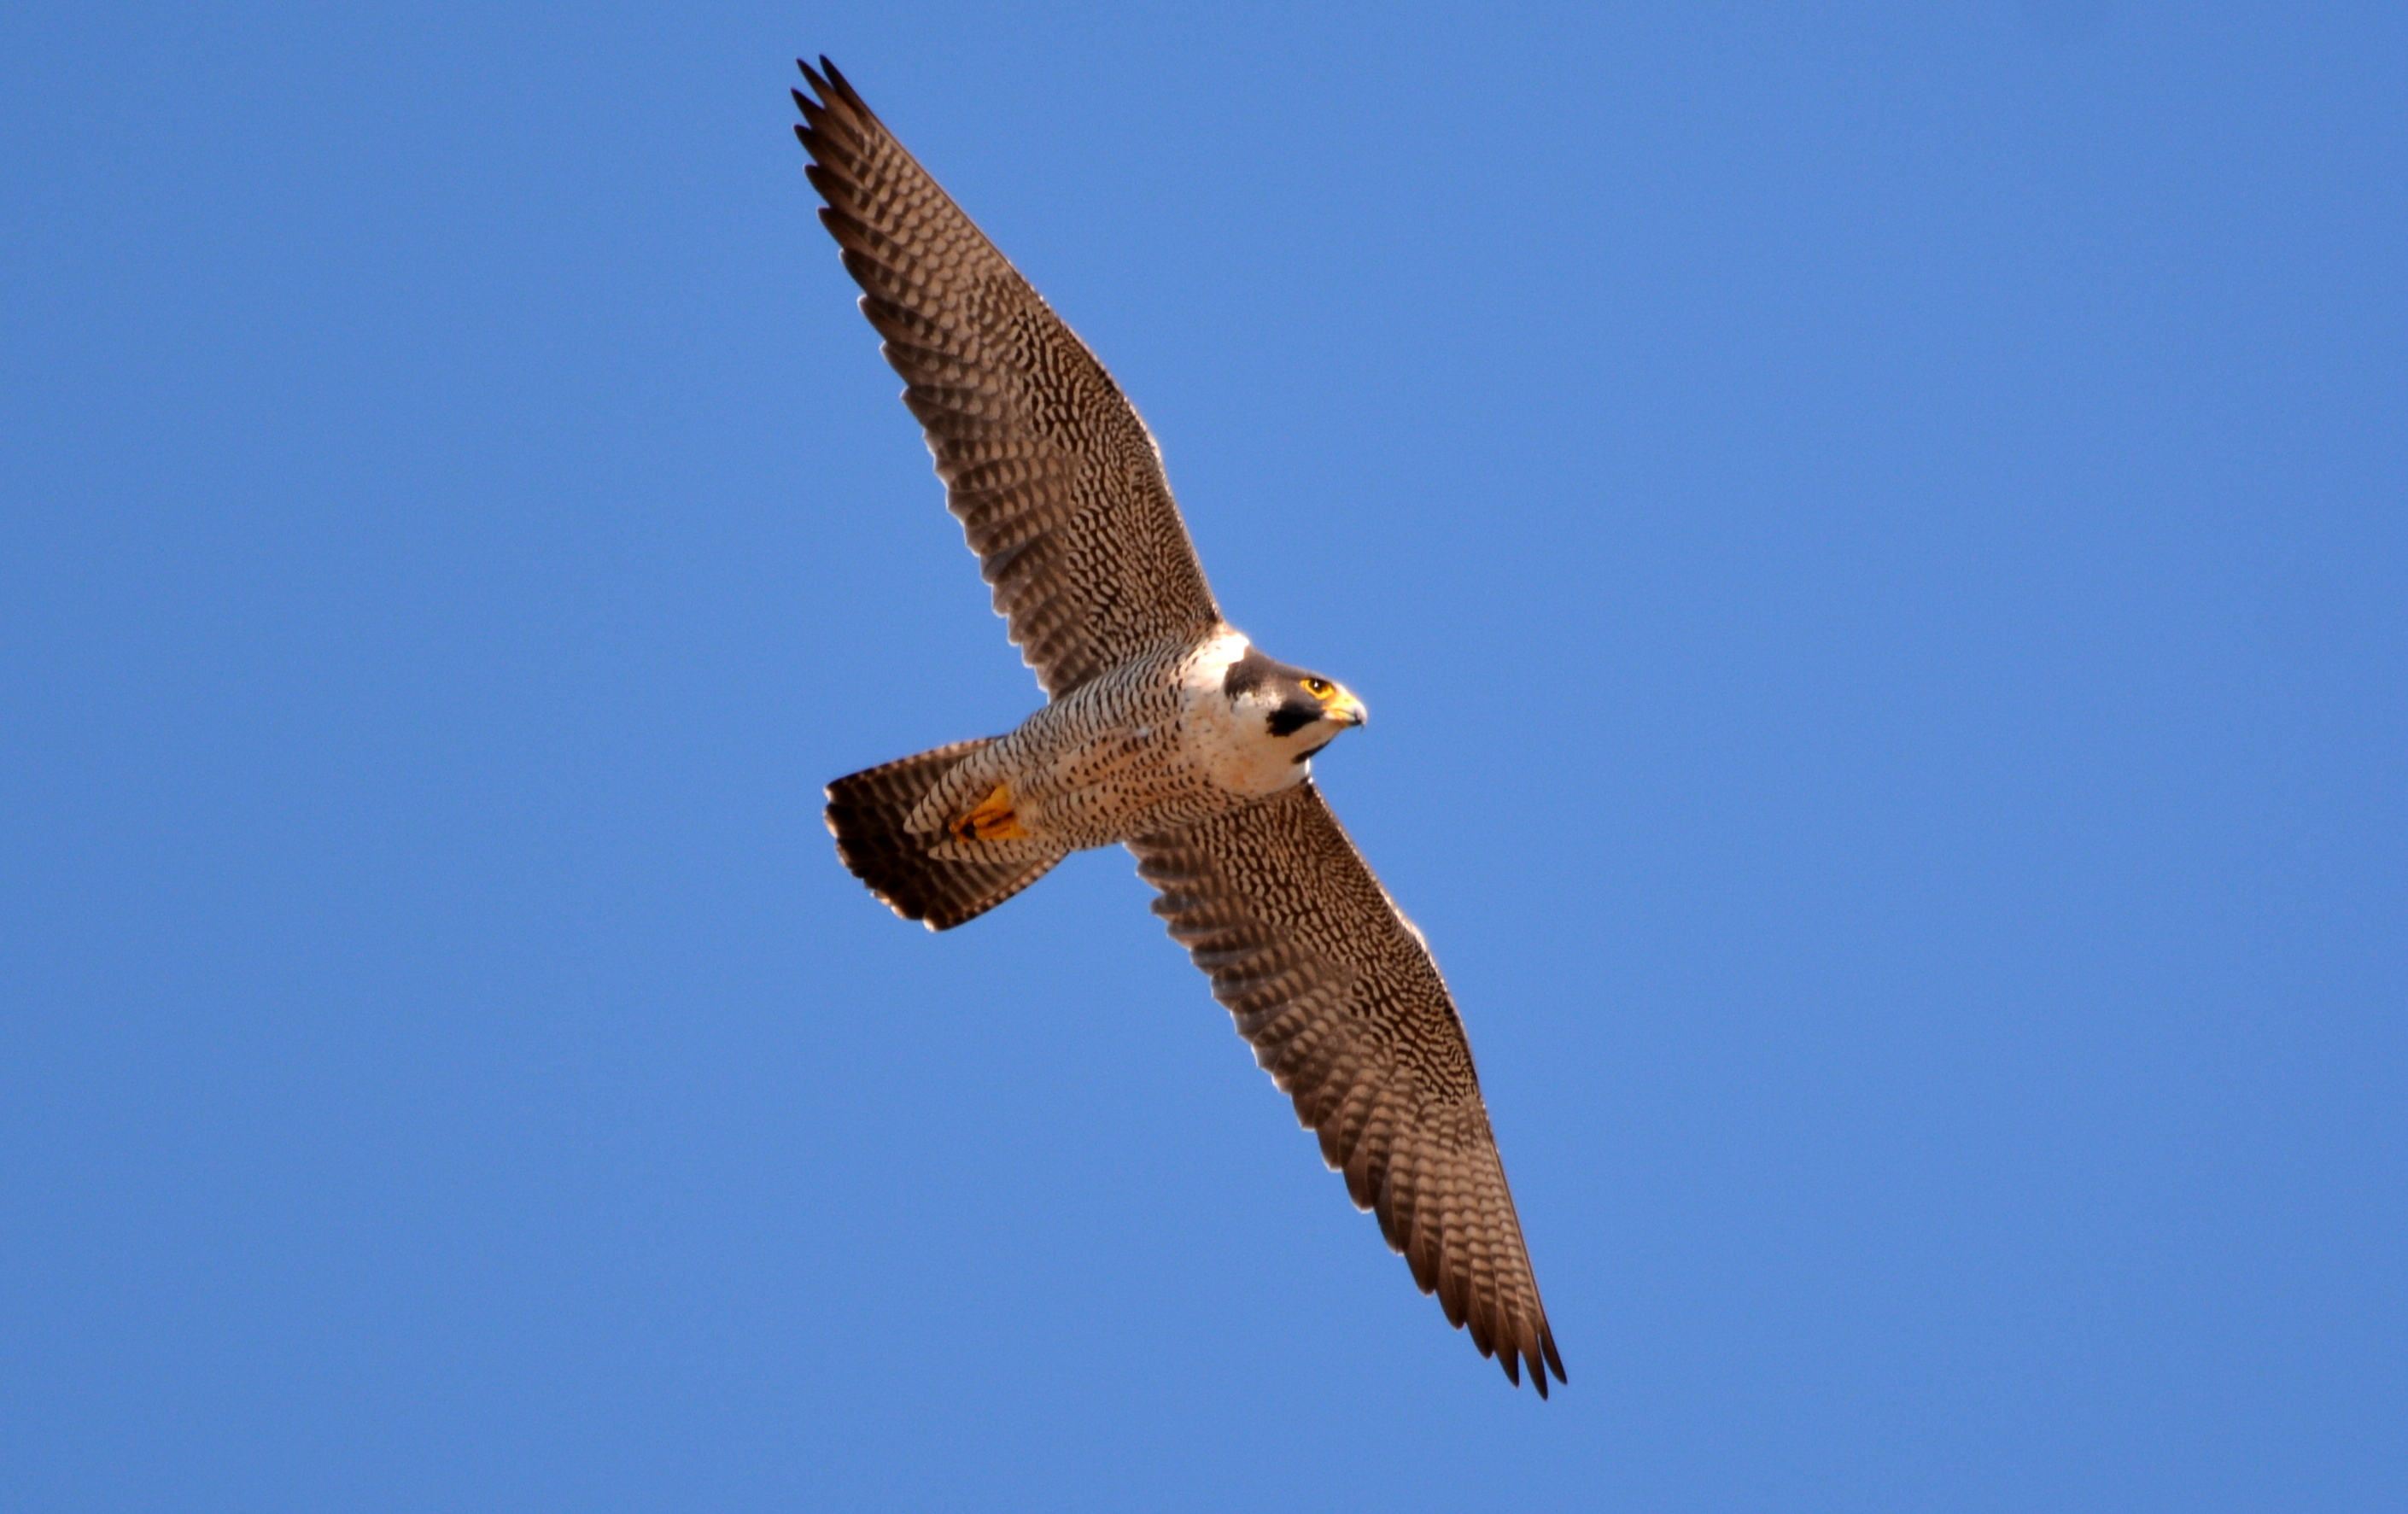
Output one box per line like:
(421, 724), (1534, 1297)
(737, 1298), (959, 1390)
(1330, 691), (1369, 728)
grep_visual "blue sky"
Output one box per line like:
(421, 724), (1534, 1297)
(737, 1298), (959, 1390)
(4, 3), (2402, 1509)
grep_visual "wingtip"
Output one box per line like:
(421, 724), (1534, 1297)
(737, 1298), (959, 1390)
(1487, 1316), (1565, 1398)
(1514, 1334), (1562, 1400)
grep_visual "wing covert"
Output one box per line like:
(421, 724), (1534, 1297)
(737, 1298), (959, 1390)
(1126, 782), (1566, 1394)
(793, 58), (1221, 699)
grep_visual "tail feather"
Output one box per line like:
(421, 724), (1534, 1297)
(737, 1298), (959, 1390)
(824, 739), (1065, 930)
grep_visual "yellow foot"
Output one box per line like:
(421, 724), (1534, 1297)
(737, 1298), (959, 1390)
(950, 783), (1029, 842)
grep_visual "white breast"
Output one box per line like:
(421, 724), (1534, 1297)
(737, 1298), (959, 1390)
(1176, 628), (1313, 799)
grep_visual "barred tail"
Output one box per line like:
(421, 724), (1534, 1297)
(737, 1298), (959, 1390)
(823, 739), (1066, 931)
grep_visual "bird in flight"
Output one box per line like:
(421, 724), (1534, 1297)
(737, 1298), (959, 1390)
(794, 57), (1565, 1395)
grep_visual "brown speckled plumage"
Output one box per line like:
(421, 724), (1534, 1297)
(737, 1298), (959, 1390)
(793, 59), (1218, 700)
(1130, 784), (1563, 1392)
(797, 57), (1564, 1396)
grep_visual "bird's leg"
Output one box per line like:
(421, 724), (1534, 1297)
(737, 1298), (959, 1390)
(950, 783), (1029, 842)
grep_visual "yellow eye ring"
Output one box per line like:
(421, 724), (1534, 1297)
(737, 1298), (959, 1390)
(1303, 678), (1333, 699)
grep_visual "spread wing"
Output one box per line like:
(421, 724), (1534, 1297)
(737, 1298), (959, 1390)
(793, 58), (1221, 699)
(1127, 782), (1566, 1394)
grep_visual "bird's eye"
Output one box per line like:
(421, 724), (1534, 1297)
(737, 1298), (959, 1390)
(1303, 678), (1333, 699)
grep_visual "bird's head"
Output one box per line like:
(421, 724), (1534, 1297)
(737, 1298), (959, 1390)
(1222, 646), (1368, 763)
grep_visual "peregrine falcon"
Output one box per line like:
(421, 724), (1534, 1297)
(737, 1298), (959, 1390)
(795, 58), (1565, 1395)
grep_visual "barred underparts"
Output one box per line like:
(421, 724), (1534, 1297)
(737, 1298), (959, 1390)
(797, 58), (1563, 1395)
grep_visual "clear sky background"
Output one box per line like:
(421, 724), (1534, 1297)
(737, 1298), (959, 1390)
(4, 3), (2402, 1510)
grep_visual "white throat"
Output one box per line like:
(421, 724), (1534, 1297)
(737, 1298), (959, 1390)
(1178, 628), (1317, 798)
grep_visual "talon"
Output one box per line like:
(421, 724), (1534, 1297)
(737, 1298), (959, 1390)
(950, 783), (1028, 842)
